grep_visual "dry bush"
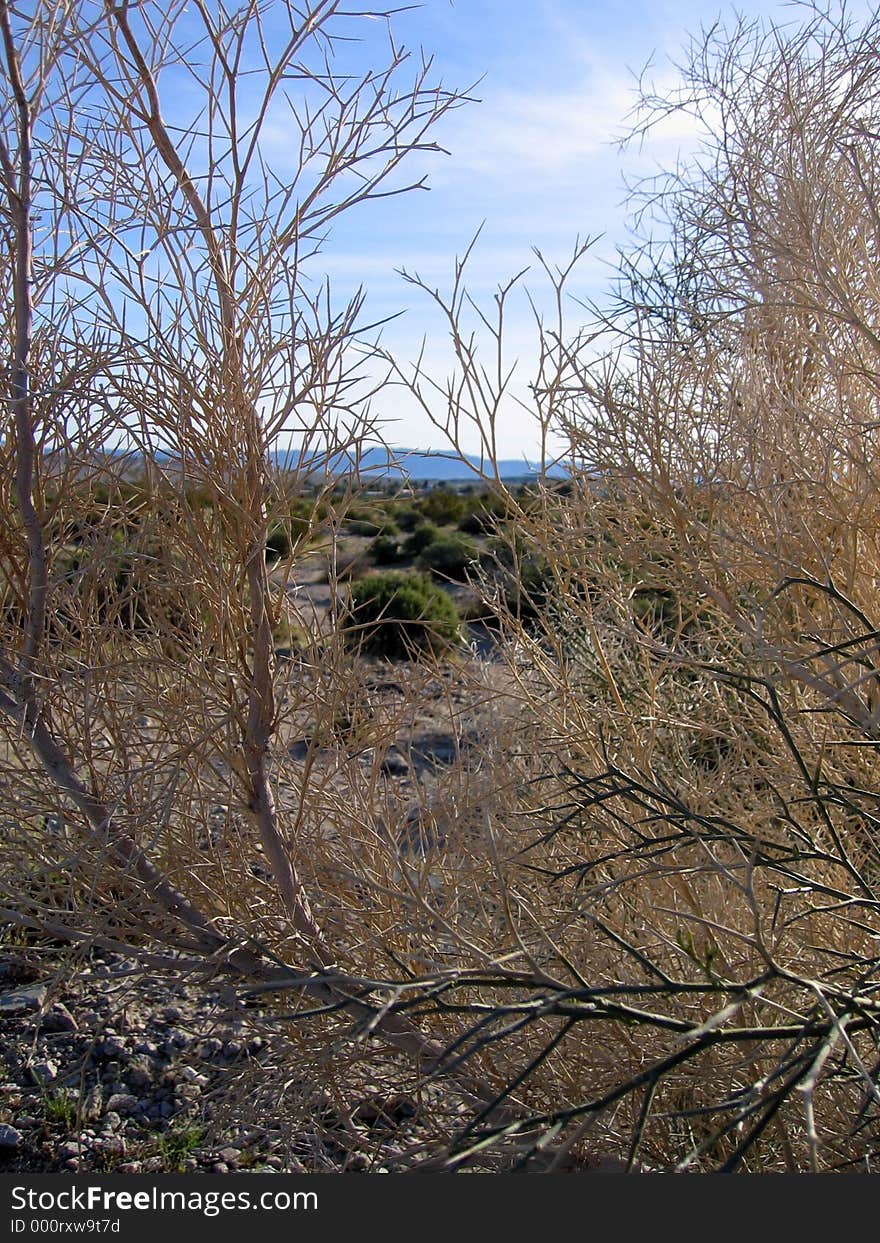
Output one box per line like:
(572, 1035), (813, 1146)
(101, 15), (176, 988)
(8, 0), (880, 1176)
(0, 0), (530, 1165)
(383, 3), (880, 1172)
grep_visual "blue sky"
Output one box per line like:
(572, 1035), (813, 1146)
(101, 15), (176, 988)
(290, 0), (875, 457)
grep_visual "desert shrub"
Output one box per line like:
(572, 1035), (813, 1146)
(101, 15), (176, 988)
(386, 502), (422, 532)
(378, 4), (880, 1172)
(346, 571), (461, 659)
(265, 524), (292, 561)
(480, 532), (553, 621)
(417, 487), (466, 526)
(325, 545), (368, 583)
(458, 490), (509, 534)
(54, 532), (200, 650)
(402, 521), (440, 558)
(345, 517), (384, 537)
(369, 533), (403, 565)
(417, 532), (478, 582)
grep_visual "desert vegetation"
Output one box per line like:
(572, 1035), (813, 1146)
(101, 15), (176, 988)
(3, 0), (880, 1175)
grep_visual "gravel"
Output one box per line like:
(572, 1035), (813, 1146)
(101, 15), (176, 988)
(0, 945), (440, 1174)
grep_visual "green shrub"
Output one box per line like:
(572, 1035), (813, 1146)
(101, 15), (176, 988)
(403, 521), (440, 558)
(266, 524), (292, 560)
(417, 487), (466, 525)
(481, 533), (553, 621)
(458, 490), (509, 534)
(344, 503), (398, 537)
(266, 503), (316, 559)
(418, 532), (478, 582)
(346, 571), (461, 659)
(370, 533), (403, 565)
(386, 503), (422, 532)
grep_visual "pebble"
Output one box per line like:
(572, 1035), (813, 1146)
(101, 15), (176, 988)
(40, 1004), (78, 1034)
(0, 1124), (23, 1150)
(125, 1058), (153, 1090)
(0, 983), (47, 1016)
(381, 753), (409, 776)
(58, 1140), (86, 1160)
(93, 1136), (126, 1157)
(0, 946), (394, 1175)
(105, 1094), (139, 1115)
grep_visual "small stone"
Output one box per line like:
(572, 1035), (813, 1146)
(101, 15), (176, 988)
(105, 1094), (138, 1115)
(126, 1057), (153, 1091)
(117, 1162), (141, 1174)
(198, 1038), (223, 1059)
(30, 1060), (58, 1086)
(58, 1140), (85, 1160)
(0, 1123), (22, 1150)
(15, 1115), (38, 1129)
(166, 1028), (190, 1049)
(217, 1146), (241, 1166)
(381, 753), (409, 776)
(102, 1112), (121, 1131)
(222, 1040), (241, 1060)
(159, 1101), (175, 1119)
(0, 983), (47, 1017)
(263, 1155), (283, 1170)
(161, 1006), (183, 1023)
(94, 1136), (126, 1158)
(100, 1036), (125, 1058)
(40, 1004), (77, 1034)
(211, 1162), (228, 1174)
(63, 1158), (79, 1172)
(135, 1040), (159, 1058)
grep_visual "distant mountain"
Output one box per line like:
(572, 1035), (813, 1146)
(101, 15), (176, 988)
(109, 443), (569, 483)
(274, 445), (567, 482)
